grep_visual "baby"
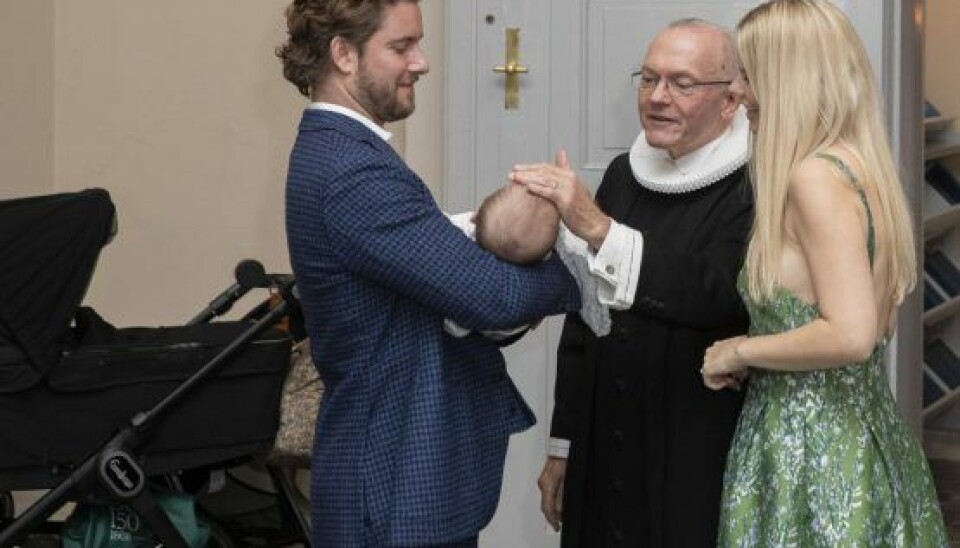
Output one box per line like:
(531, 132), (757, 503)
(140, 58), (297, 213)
(473, 183), (560, 265)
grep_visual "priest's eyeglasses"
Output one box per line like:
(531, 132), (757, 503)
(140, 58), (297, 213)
(631, 70), (733, 97)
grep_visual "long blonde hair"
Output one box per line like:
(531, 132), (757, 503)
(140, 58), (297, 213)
(738, 0), (916, 305)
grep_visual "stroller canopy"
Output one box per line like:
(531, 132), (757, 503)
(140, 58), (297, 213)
(0, 188), (115, 390)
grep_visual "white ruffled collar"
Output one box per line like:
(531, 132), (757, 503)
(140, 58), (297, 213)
(628, 107), (750, 194)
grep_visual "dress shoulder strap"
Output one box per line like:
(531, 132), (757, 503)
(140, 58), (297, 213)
(814, 152), (875, 264)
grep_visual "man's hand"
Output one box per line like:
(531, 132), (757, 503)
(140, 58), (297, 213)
(510, 149), (611, 250)
(537, 456), (567, 531)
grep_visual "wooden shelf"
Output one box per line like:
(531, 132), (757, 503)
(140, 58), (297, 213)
(924, 427), (960, 461)
(922, 108), (960, 428)
(925, 204), (960, 242)
(926, 130), (960, 161)
(925, 388), (960, 422)
(926, 115), (955, 134)
(925, 296), (960, 327)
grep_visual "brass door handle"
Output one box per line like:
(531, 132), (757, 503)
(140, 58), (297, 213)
(492, 28), (527, 109)
(492, 62), (528, 75)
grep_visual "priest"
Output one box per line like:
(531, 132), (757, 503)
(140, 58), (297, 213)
(511, 18), (754, 547)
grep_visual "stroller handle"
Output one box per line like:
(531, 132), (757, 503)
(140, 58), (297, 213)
(188, 259), (271, 325)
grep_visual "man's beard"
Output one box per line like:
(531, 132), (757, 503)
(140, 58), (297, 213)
(356, 67), (415, 124)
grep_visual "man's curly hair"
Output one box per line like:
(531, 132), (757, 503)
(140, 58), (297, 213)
(276, 0), (417, 97)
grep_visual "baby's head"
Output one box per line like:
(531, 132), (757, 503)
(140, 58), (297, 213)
(475, 184), (560, 265)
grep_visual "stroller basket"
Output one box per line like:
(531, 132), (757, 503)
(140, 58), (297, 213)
(0, 320), (291, 490)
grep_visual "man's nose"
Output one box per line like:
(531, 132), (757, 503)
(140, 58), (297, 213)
(649, 79), (671, 103)
(410, 46), (430, 75)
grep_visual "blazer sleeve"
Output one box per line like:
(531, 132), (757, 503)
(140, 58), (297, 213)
(321, 156), (581, 331)
(595, 159), (753, 331)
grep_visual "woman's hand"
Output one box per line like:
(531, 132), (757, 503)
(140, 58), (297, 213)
(702, 336), (749, 391)
(509, 149), (611, 250)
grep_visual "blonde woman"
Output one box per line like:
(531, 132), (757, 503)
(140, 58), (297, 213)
(701, 0), (948, 544)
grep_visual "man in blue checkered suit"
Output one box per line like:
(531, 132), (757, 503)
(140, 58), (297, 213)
(278, 1), (582, 546)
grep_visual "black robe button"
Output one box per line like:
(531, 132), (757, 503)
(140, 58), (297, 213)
(612, 528), (624, 543)
(615, 379), (627, 394)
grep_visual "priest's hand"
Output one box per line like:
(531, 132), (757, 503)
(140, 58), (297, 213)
(510, 149), (611, 250)
(537, 456), (567, 531)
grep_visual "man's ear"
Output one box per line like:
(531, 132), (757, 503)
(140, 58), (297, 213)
(719, 88), (740, 121)
(329, 35), (359, 75)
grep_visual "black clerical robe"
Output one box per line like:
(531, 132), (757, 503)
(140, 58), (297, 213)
(551, 153), (753, 547)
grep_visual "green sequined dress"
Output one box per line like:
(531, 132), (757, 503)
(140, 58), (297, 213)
(717, 154), (948, 547)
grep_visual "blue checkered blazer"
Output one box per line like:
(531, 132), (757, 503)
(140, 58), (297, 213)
(285, 109), (581, 547)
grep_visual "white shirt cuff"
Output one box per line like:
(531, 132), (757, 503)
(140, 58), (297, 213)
(446, 211), (476, 239)
(548, 437), (570, 459)
(587, 221), (643, 310)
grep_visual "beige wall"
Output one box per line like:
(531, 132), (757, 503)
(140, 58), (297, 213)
(927, 0), (960, 186)
(407, 0), (446, 202)
(926, 0), (960, 125)
(0, 0), (54, 198)
(53, 1), (304, 325)
(0, 1), (446, 326)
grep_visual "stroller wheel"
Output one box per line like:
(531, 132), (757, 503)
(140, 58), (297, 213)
(0, 491), (12, 520)
(201, 511), (236, 548)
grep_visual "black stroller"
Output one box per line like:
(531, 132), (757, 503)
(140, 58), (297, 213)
(0, 189), (311, 547)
